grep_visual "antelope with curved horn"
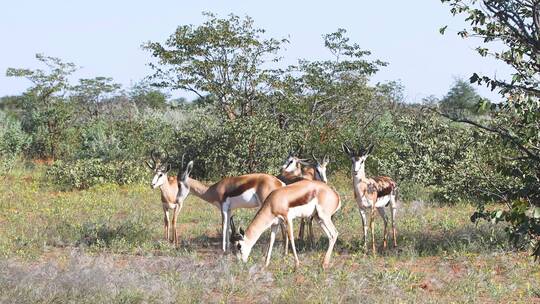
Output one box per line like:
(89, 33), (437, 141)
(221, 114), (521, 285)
(342, 142), (398, 254)
(276, 150), (309, 184)
(175, 158), (285, 252)
(230, 179), (340, 269)
(276, 151), (331, 249)
(146, 149), (182, 246)
(297, 153), (330, 245)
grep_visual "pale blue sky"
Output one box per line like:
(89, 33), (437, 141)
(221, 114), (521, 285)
(0, 0), (511, 102)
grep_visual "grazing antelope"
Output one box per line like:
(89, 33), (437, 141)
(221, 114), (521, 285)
(230, 179), (341, 269)
(146, 149), (182, 246)
(175, 157), (285, 252)
(342, 143), (398, 254)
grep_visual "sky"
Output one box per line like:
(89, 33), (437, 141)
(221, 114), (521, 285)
(0, 0), (513, 103)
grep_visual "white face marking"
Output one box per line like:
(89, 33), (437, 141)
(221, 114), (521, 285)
(234, 238), (251, 262)
(151, 170), (168, 189)
(282, 156), (298, 172)
(352, 156), (367, 173)
(315, 164), (328, 183)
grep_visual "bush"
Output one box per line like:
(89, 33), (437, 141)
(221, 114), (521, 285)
(171, 109), (294, 179)
(0, 111), (30, 174)
(47, 159), (147, 190)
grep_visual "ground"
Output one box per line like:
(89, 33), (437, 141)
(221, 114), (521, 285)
(0, 166), (539, 303)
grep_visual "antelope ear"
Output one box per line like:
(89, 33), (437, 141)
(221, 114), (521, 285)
(164, 163), (172, 173)
(239, 227), (245, 236)
(298, 159), (311, 166)
(366, 143), (374, 155)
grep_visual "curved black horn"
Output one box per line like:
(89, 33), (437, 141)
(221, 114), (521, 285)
(311, 152), (320, 164)
(342, 143), (353, 156)
(147, 148), (160, 169)
(230, 216), (237, 233)
(163, 150), (170, 165)
(229, 216), (238, 243)
(150, 148), (158, 164)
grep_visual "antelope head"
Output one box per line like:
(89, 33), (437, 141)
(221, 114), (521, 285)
(342, 142), (374, 174)
(146, 149), (171, 189)
(176, 155), (193, 205)
(229, 216), (249, 262)
(312, 153), (330, 183)
(281, 149), (309, 173)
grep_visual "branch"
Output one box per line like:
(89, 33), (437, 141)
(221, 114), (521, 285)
(432, 108), (540, 162)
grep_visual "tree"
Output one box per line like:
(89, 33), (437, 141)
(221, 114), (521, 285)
(128, 81), (168, 110)
(71, 76), (122, 118)
(440, 78), (488, 114)
(143, 12), (288, 120)
(441, 0), (540, 258)
(269, 29), (388, 154)
(6, 54), (77, 159)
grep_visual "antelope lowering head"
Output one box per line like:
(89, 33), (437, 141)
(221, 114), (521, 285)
(311, 153), (330, 183)
(229, 216), (249, 262)
(146, 149), (171, 189)
(342, 143), (374, 174)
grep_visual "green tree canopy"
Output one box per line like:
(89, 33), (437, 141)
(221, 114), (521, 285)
(440, 78), (487, 114)
(6, 54), (77, 159)
(71, 76), (122, 117)
(143, 12), (288, 120)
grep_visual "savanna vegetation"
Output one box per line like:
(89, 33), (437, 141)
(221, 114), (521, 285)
(0, 0), (539, 302)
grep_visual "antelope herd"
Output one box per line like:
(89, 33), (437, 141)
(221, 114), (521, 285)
(147, 143), (398, 269)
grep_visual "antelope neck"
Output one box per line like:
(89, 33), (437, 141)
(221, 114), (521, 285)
(186, 177), (214, 203)
(244, 207), (275, 248)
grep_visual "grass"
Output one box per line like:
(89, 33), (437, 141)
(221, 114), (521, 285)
(0, 164), (539, 303)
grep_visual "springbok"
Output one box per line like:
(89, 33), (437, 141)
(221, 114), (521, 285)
(146, 149), (182, 246)
(276, 151), (308, 185)
(175, 157), (285, 252)
(342, 143), (398, 254)
(230, 179), (340, 269)
(277, 152), (330, 247)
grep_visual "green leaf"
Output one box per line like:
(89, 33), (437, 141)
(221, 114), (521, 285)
(439, 25), (448, 35)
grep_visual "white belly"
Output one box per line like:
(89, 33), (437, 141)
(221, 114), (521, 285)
(357, 195), (391, 209)
(375, 195), (390, 208)
(288, 198), (317, 220)
(227, 188), (260, 209)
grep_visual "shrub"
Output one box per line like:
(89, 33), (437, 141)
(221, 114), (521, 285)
(171, 110), (294, 179)
(47, 159), (147, 190)
(0, 111), (30, 174)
